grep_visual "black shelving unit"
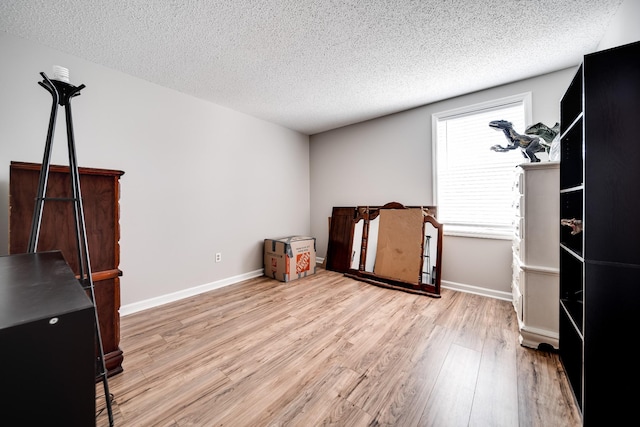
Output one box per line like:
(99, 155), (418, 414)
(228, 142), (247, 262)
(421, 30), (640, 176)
(559, 40), (640, 425)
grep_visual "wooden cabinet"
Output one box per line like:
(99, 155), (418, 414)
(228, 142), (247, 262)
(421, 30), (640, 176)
(559, 41), (640, 424)
(9, 161), (125, 377)
(511, 161), (559, 349)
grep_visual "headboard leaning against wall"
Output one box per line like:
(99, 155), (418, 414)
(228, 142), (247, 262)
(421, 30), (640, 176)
(326, 202), (442, 298)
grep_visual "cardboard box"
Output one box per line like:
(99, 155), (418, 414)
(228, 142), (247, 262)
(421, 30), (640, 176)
(264, 236), (316, 282)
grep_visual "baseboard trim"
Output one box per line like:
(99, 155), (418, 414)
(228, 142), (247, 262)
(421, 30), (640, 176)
(442, 279), (512, 301)
(120, 269), (264, 316)
(316, 256), (508, 301)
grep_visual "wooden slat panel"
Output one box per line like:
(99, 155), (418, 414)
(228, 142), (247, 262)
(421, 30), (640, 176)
(325, 207), (356, 273)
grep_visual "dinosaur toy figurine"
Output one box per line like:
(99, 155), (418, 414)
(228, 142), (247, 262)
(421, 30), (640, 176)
(561, 218), (583, 235)
(489, 120), (545, 162)
(526, 121), (561, 161)
(525, 122), (560, 146)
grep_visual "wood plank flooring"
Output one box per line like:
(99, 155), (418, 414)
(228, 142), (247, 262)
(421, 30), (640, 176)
(96, 268), (581, 426)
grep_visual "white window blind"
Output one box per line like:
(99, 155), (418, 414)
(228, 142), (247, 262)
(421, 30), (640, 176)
(433, 94), (531, 238)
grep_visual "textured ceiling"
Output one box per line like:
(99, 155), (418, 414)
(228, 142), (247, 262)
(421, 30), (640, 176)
(0, 0), (624, 135)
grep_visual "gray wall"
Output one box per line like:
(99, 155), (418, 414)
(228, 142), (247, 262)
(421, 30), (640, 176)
(597, 0), (640, 51)
(310, 68), (576, 298)
(309, 0), (640, 299)
(0, 33), (311, 310)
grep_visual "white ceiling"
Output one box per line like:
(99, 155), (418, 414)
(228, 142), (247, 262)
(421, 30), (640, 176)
(0, 0), (624, 135)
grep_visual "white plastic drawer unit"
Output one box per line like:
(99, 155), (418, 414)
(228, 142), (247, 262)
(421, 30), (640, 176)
(511, 162), (560, 349)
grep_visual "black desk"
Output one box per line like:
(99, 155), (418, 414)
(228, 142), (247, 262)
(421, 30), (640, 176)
(0, 251), (96, 425)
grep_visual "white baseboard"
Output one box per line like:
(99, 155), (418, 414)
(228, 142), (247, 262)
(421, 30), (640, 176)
(441, 279), (512, 301)
(120, 269), (264, 316)
(318, 257), (511, 302)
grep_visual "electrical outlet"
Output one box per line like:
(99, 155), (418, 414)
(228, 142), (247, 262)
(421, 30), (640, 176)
(215, 253), (222, 263)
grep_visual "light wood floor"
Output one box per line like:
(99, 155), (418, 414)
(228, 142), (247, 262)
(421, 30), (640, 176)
(96, 268), (581, 426)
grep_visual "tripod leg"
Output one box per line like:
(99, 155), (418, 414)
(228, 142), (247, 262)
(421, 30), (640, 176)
(65, 101), (88, 282)
(65, 100), (114, 427)
(27, 93), (59, 253)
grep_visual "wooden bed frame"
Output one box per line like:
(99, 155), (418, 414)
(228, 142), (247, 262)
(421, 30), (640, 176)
(326, 202), (442, 297)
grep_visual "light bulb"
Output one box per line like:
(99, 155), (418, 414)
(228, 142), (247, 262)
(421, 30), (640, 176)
(52, 65), (70, 83)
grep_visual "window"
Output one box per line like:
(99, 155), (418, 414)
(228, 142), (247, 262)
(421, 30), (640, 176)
(432, 93), (532, 238)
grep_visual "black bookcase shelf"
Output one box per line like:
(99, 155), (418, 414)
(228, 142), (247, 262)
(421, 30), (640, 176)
(558, 41), (640, 425)
(559, 189), (583, 256)
(559, 248), (583, 331)
(560, 64), (583, 130)
(560, 117), (584, 190)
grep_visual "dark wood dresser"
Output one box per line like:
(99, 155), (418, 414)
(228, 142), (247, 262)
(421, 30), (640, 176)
(9, 161), (125, 376)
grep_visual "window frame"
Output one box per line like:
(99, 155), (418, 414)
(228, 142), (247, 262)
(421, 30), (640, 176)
(431, 92), (533, 240)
